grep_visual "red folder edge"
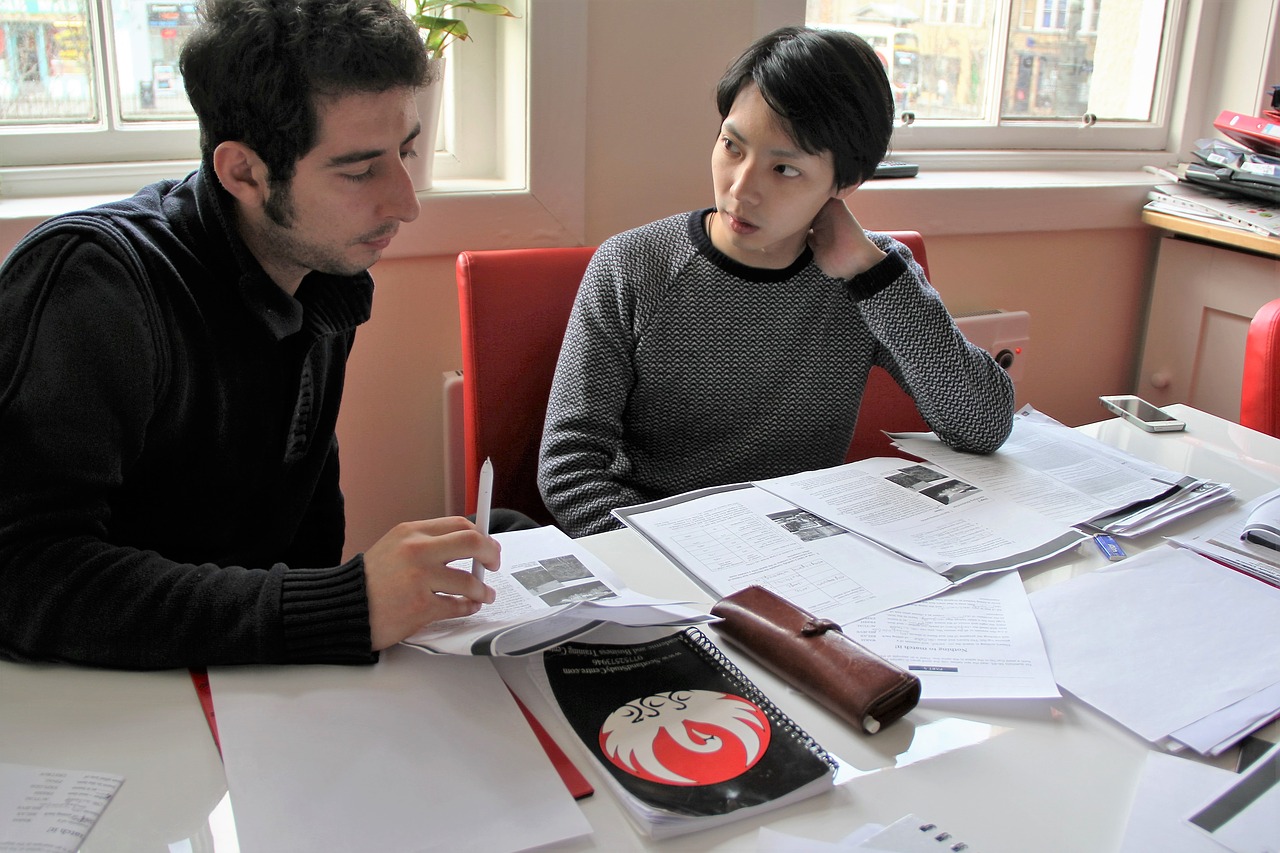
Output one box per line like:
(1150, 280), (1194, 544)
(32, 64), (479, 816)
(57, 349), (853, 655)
(508, 688), (594, 800)
(190, 667), (222, 757)
(189, 668), (593, 800)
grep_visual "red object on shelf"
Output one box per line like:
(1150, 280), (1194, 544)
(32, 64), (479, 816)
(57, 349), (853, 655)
(1214, 109), (1280, 157)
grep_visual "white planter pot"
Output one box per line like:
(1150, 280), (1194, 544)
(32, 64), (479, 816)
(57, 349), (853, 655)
(408, 57), (445, 191)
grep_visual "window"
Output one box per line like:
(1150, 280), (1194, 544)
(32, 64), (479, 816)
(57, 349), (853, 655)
(805, 0), (1184, 157)
(0, 0), (526, 196)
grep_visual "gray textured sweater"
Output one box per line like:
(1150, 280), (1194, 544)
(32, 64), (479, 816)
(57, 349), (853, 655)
(538, 209), (1015, 537)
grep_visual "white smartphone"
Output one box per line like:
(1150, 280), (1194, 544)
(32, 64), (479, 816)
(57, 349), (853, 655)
(1099, 395), (1186, 432)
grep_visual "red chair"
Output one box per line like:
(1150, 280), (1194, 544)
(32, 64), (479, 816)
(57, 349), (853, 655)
(455, 233), (931, 524)
(1241, 297), (1280, 438)
(456, 247), (596, 524)
(845, 231), (931, 462)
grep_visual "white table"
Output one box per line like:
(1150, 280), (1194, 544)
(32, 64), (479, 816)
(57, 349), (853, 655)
(3, 405), (1278, 852)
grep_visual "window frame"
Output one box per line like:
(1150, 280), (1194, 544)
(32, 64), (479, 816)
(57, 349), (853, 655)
(0, 0), (544, 202)
(805, 0), (1211, 170)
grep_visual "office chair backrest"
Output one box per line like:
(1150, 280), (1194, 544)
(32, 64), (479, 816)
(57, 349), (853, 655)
(1241, 297), (1280, 438)
(455, 233), (930, 525)
(456, 247), (596, 523)
(845, 231), (932, 462)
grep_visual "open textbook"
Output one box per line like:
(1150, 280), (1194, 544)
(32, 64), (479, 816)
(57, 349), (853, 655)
(613, 482), (961, 627)
(402, 525), (711, 655)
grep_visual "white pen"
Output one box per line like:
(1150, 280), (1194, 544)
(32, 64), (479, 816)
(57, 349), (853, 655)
(473, 457), (493, 578)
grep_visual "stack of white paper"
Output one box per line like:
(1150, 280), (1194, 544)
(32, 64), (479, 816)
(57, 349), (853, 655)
(1028, 546), (1280, 755)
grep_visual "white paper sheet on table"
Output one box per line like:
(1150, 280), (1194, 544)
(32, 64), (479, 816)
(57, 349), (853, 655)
(1118, 751), (1236, 853)
(1188, 741), (1280, 852)
(209, 645), (591, 853)
(0, 763), (123, 852)
(1028, 546), (1280, 748)
(844, 571), (1060, 700)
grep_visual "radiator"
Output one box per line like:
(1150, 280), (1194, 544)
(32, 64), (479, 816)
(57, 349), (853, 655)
(441, 310), (1030, 515)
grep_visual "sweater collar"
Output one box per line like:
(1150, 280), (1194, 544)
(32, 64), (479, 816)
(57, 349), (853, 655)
(192, 165), (373, 341)
(687, 207), (815, 283)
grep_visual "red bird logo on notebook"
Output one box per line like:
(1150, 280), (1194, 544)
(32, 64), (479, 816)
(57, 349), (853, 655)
(598, 689), (771, 786)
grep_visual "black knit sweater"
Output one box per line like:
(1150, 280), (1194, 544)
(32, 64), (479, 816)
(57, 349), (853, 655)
(0, 167), (378, 669)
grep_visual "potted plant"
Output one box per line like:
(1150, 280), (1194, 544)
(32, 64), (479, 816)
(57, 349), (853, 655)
(407, 0), (517, 190)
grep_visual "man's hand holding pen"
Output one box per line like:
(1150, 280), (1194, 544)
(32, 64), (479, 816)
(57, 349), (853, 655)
(363, 516), (501, 652)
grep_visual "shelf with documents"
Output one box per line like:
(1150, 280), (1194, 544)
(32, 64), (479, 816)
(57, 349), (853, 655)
(1142, 209), (1280, 259)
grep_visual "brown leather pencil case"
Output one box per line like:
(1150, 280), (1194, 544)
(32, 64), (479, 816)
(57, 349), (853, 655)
(709, 585), (920, 734)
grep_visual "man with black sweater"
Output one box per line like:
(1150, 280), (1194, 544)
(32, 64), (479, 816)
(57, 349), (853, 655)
(0, 0), (527, 669)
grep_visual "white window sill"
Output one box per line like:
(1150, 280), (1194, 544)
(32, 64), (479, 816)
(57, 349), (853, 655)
(850, 168), (1163, 236)
(1, 169), (1163, 259)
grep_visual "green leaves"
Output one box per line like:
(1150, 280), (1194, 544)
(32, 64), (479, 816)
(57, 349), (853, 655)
(410, 1), (517, 59)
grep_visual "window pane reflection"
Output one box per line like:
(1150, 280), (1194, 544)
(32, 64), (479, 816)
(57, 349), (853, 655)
(0, 0), (98, 124)
(110, 0), (196, 121)
(806, 0), (1166, 125)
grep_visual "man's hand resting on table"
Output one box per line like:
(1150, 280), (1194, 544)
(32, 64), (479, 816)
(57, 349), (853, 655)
(363, 516), (501, 651)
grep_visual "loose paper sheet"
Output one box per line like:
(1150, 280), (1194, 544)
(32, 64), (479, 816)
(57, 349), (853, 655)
(1118, 751), (1235, 853)
(844, 572), (1060, 700)
(0, 763), (122, 853)
(1028, 546), (1280, 745)
(209, 646), (591, 853)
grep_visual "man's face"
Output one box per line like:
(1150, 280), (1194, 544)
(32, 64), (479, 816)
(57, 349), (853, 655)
(708, 83), (841, 269)
(245, 87), (422, 293)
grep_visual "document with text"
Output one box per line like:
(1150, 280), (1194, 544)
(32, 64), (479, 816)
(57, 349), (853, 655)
(844, 571), (1060, 701)
(613, 483), (954, 626)
(753, 456), (1086, 580)
(889, 406), (1233, 536)
(402, 525), (710, 656)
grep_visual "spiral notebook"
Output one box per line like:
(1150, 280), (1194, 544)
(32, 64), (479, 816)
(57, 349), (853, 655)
(535, 626), (838, 840)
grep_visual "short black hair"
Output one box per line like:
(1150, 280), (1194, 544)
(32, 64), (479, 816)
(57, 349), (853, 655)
(180, 0), (430, 184)
(716, 25), (894, 189)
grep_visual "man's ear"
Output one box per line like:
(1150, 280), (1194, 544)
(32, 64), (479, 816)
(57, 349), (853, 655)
(212, 141), (270, 209)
